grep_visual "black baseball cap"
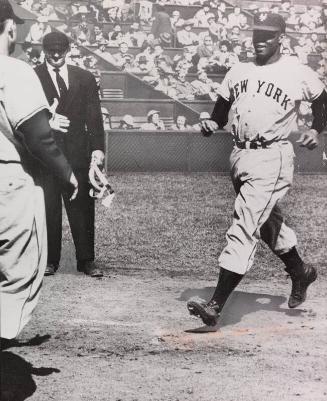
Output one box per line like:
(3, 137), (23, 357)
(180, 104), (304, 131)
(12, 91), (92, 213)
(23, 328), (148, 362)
(253, 12), (286, 33)
(0, 0), (24, 24)
(43, 31), (70, 52)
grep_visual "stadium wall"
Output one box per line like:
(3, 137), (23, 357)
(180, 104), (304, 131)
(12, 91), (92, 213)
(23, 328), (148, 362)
(105, 130), (327, 173)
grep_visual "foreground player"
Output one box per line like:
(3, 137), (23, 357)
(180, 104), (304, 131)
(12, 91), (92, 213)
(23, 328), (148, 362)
(0, 0), (77, 342)
(187, 13), (327, 326)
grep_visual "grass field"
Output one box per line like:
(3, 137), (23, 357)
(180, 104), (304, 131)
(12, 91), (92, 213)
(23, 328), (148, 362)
(3, 173), (327, 401)
(77, 173), (327, 279)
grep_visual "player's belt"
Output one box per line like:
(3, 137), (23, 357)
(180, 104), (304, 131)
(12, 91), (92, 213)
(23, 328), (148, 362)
(235, 139), (288, 150)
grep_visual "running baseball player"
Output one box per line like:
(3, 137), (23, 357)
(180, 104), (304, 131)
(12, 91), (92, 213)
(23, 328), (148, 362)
(187, 12), (327, 326)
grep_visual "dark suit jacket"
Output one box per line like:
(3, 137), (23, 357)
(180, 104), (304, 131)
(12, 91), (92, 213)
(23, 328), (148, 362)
(34, 63), (104, 169)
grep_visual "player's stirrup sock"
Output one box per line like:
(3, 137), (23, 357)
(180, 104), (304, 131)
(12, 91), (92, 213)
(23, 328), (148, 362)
(210, 268), (244, 309)
(278, 247), (304, 273)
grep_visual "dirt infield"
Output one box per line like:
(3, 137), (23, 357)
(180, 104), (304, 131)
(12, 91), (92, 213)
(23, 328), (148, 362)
(1, 173), (327, 401)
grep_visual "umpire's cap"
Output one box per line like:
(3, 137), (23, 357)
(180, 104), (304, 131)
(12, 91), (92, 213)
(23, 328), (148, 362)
(253, 12), (286, 33)
(0, 0), (24, 24)
(43, 31), (70, 52)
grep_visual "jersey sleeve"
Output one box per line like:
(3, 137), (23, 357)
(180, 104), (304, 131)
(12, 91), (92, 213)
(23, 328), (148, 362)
(218, 68), (233, 101)
(299, 64), (325, 102)
(3, 59), (49, 129)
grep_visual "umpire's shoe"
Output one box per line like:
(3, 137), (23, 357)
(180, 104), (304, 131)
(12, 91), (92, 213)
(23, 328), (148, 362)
(44, 263), (59, 276)
(187, 300), (221, 326)
(77, 260), (103, 277)
(287, 264), (317, 308)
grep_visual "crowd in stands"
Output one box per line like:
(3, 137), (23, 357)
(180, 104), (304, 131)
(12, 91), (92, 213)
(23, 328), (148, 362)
(16, 0), (327, 130)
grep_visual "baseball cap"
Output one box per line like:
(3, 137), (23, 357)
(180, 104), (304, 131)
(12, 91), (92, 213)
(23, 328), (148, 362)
(253, 12), (286, 33)
(43, 31), (70, 52)
(0, 0), (24, 24)
(121, 114), (134, 125)
(147, 109), (160, 118)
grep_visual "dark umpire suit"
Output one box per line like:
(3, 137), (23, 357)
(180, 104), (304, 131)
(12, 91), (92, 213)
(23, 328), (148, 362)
(34, 32), (105, 276)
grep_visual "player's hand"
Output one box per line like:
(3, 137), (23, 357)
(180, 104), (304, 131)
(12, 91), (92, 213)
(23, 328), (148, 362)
(69, 172), (78, 201)
(296, 129), (319, 150)
(91, 150), (105, 167)
(201, 119), (219, 137)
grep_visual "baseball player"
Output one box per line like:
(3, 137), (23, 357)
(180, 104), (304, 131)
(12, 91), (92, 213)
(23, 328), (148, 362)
(0, 0), (77, 342)
(187, 13), (327, 326)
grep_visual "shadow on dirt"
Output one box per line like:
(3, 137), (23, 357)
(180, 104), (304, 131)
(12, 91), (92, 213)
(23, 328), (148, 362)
(0, 335), (59, 401)
(179, 287), (305, 330)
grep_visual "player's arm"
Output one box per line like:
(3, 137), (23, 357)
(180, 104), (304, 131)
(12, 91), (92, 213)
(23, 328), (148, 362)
(201, 95), (232, 137)
(297, 90), (327, 150)
(18, 109), (78, 199)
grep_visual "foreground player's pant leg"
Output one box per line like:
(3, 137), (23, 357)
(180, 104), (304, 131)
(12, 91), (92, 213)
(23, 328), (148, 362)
(0, 165), (47, 339)
(218, 142), (295, 275)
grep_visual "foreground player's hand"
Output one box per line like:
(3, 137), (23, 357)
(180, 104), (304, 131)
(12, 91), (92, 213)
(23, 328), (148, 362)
(201, 119), (219, 137)
(296, 129), (319, 150)
(69, 173), (78, 201)
(49, 113), (70, 133)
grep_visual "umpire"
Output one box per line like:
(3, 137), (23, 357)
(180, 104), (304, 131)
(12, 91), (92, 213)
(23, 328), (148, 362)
(34, 32), (105, 277)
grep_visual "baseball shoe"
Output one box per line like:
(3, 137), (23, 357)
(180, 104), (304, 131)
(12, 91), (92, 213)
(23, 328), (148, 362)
(77, 261), (103, 277)
(288, 264), (317, 308)
(44, 263), (58, 276)
(187, 299), (221, 326)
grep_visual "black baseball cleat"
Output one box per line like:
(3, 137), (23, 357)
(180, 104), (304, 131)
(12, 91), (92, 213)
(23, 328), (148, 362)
(288, 265), (317, 308)
(187, 300), (221, 326)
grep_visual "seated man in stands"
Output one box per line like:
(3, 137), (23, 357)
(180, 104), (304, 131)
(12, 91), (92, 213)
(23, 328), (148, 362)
(170, 10), (185, 32)
(32, 0), (59, 19)
(112, 42), (135, 70)
(141, 110), (166, 130)
(227, 6), (248, 29)
(174, 47), (197, 75)
(25, 16), (51, 44)
(119, 115), (135, 129)
(176, 20), (199, 48)
(294, 36), (312, 65)
(130, 55), (156, 74)
(170, 115), (192, 131)
(94, 43), (116, 64)
(192, 111), (210, 130)
(196, 35), (219, 59)
(215, 2), (228, 26)
(193, 2), (215, 27)
(174, 68), (196, 100)
(90, 25), (108, 45)
(71, 19), (94, 45)
(124, 22), (147, 48)
(286, 6), (299, 30)
(191, 70), (214, 100)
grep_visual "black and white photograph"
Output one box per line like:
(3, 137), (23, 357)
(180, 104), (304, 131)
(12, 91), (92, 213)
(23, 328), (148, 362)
(0, 0), (326, 399)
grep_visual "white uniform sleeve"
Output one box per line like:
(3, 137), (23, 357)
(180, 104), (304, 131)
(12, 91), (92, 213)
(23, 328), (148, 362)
(3, 59), (49, 129)
(299, 64), (325, 102)
(218, 68), (233, 101)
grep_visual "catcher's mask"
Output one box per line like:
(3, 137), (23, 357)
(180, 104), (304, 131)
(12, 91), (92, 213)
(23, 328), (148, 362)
(89, 163), (115, 208)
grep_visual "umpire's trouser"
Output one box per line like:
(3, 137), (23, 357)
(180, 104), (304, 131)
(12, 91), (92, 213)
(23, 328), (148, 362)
(39, 168), (95, 265)
(218, 141), (297, 275)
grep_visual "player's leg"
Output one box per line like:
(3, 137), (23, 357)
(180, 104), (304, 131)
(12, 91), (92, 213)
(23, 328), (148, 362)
(261, 206), (317, 308)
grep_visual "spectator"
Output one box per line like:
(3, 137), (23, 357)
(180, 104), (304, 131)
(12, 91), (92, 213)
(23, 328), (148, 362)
(119, 114), (135, 129)
(248, 4), (259, 15)
(94, 43), (116, 64)
(192, 111), (211, 130)
(33, 0), (58, 20)
(108, 30), (124, 47)
(151, 4), (173, 45)
(170, 10), (185, 31)
(91, 25), (108, 45)
(153, 43), (173, 67)
(280, 0), (291, 13)
(176, 19), (198, 47)
(66, 42), (84, 67)
(108, 24), (122, 41)
(138, 0), (153, 26)
(17, 41), (33, 63)
(101, 107), (112, 130)
(124, 22), (147, 47)
(174, 68), (196, 100)
(174, 47), (196, 74)
(193, 2), (215, 27)
(112, 42), (134, 70)
(294, 36), (311, 64)
(227, 6), (248, 29)
(229, 25), (243, 46)
(191, 70), (214, 99)
(141, 110), (165, 130)
(131, 54), (156, 74)
(170, 115), (192, 130)
(25, 16), (51, 44)
(216, 2), (228, 25)
(71, 19), (94, 45)
(242, 37), (254, 59)
(209, 81), (221, 101)
(286, 6), (299, 30)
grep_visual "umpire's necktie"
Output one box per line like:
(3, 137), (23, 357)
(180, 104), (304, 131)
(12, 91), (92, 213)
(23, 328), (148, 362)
(53, 67), (68, 99)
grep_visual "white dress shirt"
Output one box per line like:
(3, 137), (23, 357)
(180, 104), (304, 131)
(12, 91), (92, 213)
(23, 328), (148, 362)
(46, 61), (69, 97)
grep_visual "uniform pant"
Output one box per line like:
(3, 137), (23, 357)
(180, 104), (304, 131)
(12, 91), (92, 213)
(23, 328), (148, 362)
(38, 169), (95, 265)
(0, 164), (46, 339)
(218, 141), (297, 275)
